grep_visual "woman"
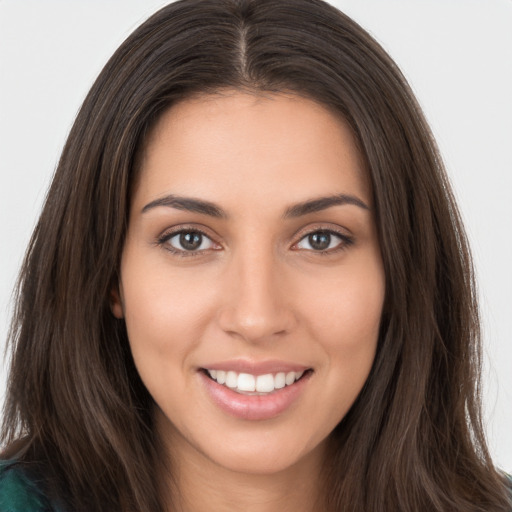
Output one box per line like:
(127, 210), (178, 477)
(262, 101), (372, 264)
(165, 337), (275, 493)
(1, 0), (510, 510)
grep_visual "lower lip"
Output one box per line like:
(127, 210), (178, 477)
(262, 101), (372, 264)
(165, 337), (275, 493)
(200, 371), (311, 421)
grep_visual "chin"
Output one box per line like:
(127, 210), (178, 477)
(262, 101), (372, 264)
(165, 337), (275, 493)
(195, 429), (328, 477)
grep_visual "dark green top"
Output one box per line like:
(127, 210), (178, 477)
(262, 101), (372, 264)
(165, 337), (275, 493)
(1, 458), (511, 511)
(0, 460), (57, 512)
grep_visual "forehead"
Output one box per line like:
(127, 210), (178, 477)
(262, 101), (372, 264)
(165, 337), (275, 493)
(134, 91), (370, 210)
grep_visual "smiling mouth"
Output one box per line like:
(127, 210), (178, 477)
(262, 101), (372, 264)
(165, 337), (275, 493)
(202, 368), (312, 395)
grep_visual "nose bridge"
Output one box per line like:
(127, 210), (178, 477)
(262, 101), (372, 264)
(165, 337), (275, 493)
(218, 242), (294, 342)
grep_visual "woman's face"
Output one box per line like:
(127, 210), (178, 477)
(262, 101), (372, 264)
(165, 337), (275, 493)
(113, 91), (385, 476)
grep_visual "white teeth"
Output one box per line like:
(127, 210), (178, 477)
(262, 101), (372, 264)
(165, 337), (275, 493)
(256, 374), (274, 393)
(237, 373), (256, 392)
(285, 371), (296, 386)
(225, 371), (238, 388)
(274, 372), (286, 389)
(206, 369), (307, 394)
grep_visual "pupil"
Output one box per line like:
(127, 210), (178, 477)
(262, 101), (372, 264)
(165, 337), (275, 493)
(180, 232), (202, 250)
(309, 231), (331, 250)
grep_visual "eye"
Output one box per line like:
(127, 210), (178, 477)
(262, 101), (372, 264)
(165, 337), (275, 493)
(160, 229), (218, 253)
(295, 229), (351, 252)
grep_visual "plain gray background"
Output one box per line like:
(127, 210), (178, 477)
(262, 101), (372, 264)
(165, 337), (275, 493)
(1, 0), (511, 471)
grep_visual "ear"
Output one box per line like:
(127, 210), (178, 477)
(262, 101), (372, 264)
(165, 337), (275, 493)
(110, 285), (124, 319)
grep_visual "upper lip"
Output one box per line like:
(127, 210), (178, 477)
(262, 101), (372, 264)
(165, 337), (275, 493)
(200, 359), (311, 376)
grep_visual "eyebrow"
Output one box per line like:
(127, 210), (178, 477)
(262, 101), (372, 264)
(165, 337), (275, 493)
(141, 193), (369, 218)
(141, 195), (226, 218)
(283, 194), (370, 218)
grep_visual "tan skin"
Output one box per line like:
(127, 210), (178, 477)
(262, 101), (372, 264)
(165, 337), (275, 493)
(112, 91), (385, 511)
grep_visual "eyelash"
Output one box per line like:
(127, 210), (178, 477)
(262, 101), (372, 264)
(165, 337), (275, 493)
(157, 227), (219, 258)
(156, 227), (354, 257)
(292, 229), (354, 255)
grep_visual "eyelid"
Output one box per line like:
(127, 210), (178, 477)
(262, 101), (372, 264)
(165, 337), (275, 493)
(156, 224), (222, 256)
(291, 224), (354, 253)
(155, 222), (353, 256)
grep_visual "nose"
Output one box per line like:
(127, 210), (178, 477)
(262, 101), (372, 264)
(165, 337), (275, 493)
(217, 248), (297, 343)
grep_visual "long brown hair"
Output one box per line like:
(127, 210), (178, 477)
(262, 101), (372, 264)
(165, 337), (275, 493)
(2, 1), (510, 511)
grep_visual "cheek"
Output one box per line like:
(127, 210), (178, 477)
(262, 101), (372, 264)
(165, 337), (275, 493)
(119, 258), (221, 370)
(304, 256), (385, 348)
(302, 258), (384, 406)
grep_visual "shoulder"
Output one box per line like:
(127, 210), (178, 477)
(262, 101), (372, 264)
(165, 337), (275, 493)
(0, 460), (55, 512)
